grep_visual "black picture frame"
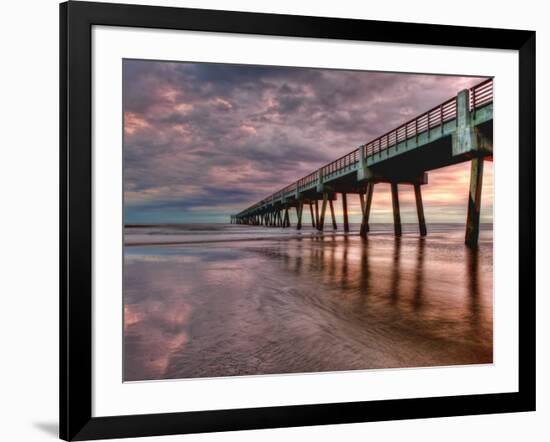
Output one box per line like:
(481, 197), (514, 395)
(60, 1), (536, 440)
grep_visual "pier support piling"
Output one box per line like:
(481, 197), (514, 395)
(414, 184), (427, 236)
(329, 199), (337, 230)
(309, 202), (316, 228)
(314, 200), (320, 229)
(342, 193), (349, 232)
(296, 200), (303, 230)
(465, 157), (484, 248)
(319, 193), (328, 231)
(360, 183), (374, 238)
(391, 183), (402, 237)
(283, 205), (290, 228)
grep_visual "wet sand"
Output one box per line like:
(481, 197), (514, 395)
(124, 226), (492, 381)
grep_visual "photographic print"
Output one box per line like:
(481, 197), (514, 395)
(122, 59), (493, 382)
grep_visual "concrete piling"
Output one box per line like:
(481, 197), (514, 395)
(465, 157), (484, 248)
(296, 200), (303, 230)
(342, 193), (349, 232)
(318, 193), (328, 231)
(414, 184), (427, 236)
(391, 183), (402, 237)
(329, 199), (337, 230)
(360, 183), (374, 238)
(314, 200), (320, 229)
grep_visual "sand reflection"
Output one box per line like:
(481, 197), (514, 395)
(124, 230), (492, 381)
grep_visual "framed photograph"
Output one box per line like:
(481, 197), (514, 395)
(60, 1), (535, 440)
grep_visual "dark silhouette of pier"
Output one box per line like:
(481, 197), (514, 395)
(232, 79), (493, 247)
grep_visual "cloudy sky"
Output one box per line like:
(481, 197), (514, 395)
(123, 59), (492, 225)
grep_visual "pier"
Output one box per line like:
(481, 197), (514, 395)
(231, 79), (493, 247)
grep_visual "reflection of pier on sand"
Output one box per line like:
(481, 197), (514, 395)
(263, 234), (489, 348)
(124, 229), (492, 381)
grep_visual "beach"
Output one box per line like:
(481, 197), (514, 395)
(124, 224), (493, 381)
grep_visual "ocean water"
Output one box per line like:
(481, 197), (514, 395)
(124, 223), (493, 381)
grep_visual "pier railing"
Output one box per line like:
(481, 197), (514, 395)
(237, 78), (493, 216)
(365, 96), (457, 157)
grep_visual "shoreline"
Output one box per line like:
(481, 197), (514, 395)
(124, 227), (493, 248)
